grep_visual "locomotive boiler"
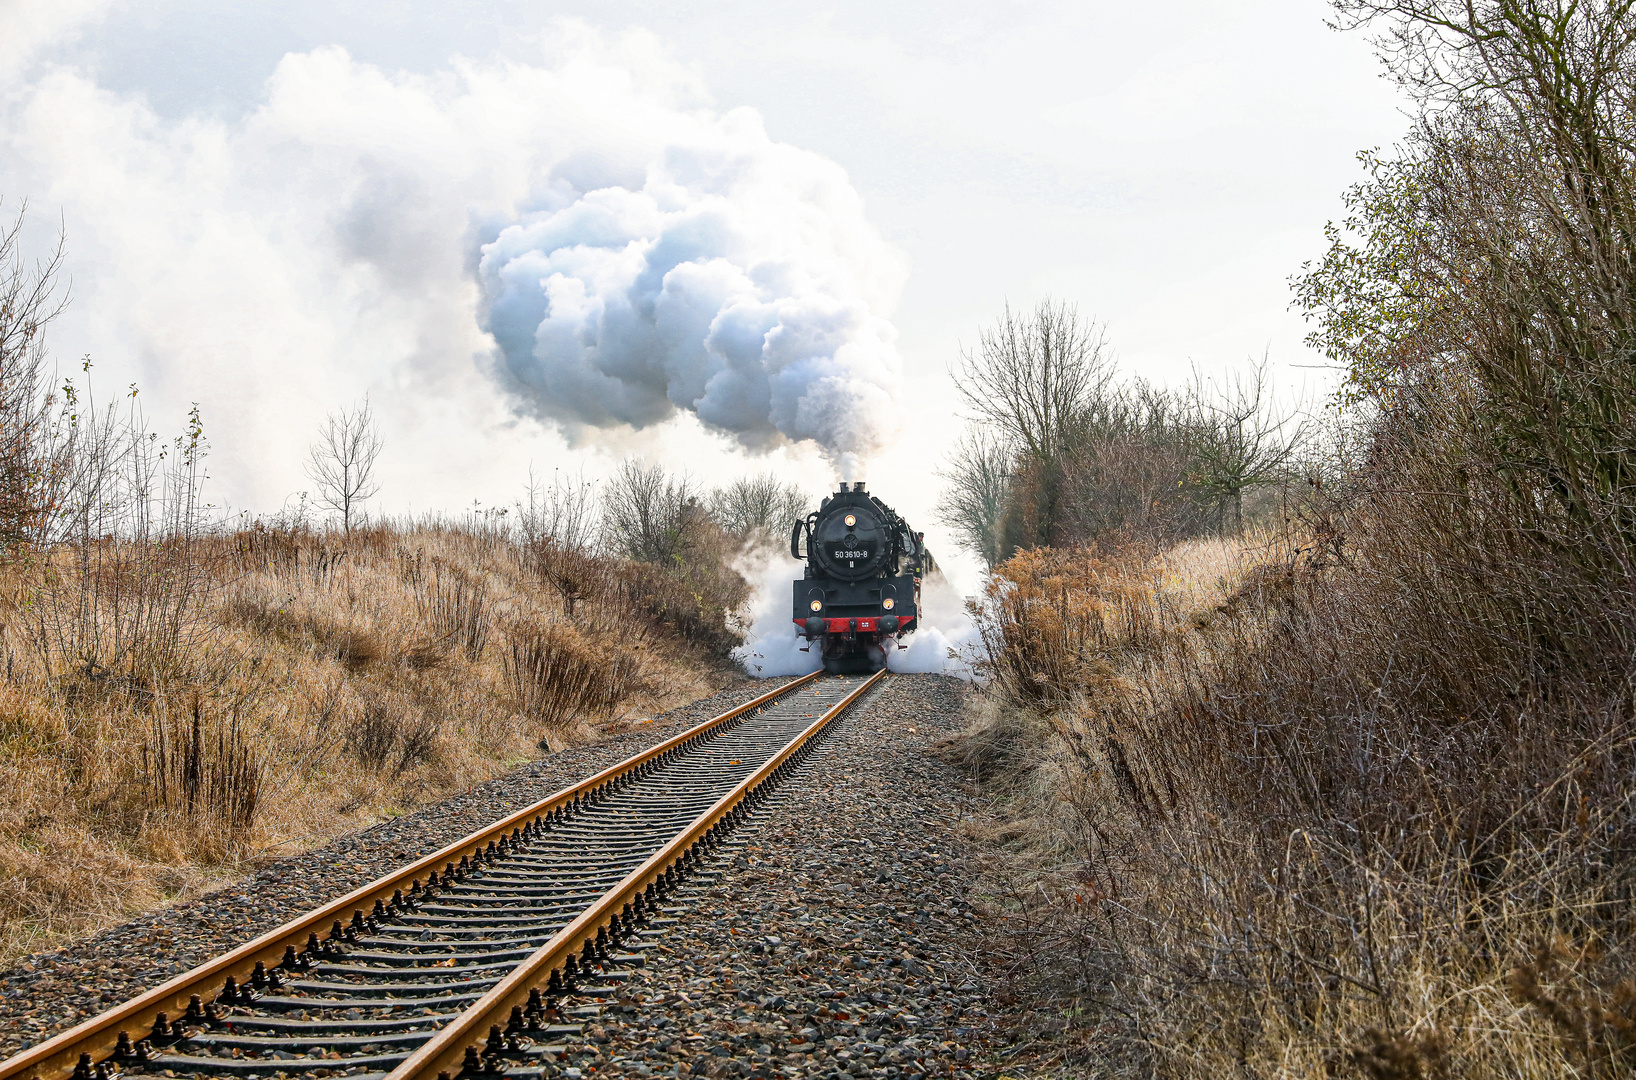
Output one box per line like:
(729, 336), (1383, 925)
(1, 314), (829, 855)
(789, 482), (931, 673)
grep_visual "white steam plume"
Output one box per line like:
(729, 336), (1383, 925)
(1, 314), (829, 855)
(0, 26), (907, 511)
(477, 118), (906, 466)
(731, 550), (823, 678)
(885, 570), (985, 677)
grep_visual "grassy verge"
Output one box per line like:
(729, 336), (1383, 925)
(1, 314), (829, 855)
(949, 520), (1636, 1078)
(0, 517), (741, 965)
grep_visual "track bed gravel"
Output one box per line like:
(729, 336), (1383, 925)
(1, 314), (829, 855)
(0, 677), (799, 1058)
(560, 674), (1001, 1080)
(2, 673), (1013, 1080)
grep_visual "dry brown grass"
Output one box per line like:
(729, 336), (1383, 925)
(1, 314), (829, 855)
(0, 518), (733, 965)
(954, 496), (1636, 1078)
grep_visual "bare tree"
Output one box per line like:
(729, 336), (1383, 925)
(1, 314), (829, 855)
(1057, 381), (1209, 544)
(935, 431), (1014, 569)
(603, 459), (708, 564)
(518, 466), (600, 554)
(952, 299), (1113, 545)
(709, 472), (808, 545)
(1188, 356), (1310, 533)
(0, 199), (69, 554)
(953, 299), (1113, 465)
(305, 400), (383, 532)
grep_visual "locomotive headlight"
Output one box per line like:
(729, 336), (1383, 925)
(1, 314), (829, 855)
(844, 514), (856, 527)
(882, 597), (895, 610)
(810, 599), (823, 611)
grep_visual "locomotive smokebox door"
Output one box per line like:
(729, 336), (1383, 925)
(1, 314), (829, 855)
(813, 509), (883, 579)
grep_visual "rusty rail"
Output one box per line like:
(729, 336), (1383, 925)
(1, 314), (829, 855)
(385, 666), (886, 1080)
(0, 670), (823, 1080)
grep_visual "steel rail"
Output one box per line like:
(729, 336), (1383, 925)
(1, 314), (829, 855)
(386, 666), (887, 1080)
(0, 670), (823, 1080)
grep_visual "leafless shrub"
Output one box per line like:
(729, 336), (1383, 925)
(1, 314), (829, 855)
(393, 712), (440, 775)
(0, 199), (69, 557)
(501, 620), (643, 725)
(612, 545), (748, 656)
(602, 459), (711, 565)
(1053, 380), (1215, 545)
(527, 538), (610, 617)
(412, 559), (489, 661)
(518, 466), (600, 553)
(22, 391), (220, 688)
(708, 472), (808, 546)
(346, 699), (396, 769)
(140, 692), (262, 830)
(591, 460), (748, 656)
(340, 691), (442, 775)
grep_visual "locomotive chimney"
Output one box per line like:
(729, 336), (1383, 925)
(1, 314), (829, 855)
(838, 482), (850, 492)
(854, 481), (866, 492)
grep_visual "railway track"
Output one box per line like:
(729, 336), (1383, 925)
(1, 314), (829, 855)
(2, 669), (886, 1080)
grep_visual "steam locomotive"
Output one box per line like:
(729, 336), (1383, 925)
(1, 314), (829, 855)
(789, 482), (931, 673)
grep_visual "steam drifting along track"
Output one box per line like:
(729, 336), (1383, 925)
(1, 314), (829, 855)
(2, 669), (886, 1080)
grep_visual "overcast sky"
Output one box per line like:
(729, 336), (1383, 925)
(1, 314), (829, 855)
(0, 0), (1407, 589)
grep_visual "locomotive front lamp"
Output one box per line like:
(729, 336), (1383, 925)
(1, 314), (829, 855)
(844, 514), (856, 527)
(882, 597), (895, 610)
(810, 599), (823, 611)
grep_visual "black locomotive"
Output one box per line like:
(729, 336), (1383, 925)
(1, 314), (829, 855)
(789, 482), (931, 673)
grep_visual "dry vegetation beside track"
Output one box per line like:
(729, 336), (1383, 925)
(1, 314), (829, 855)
(0, 518), (744, 967)
(946, 512), (1636, 1077)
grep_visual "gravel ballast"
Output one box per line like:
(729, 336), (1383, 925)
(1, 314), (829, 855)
(1, 673), (1009, 1079)
(550, 674), (999, 1079)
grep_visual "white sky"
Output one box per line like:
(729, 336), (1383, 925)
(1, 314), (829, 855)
(0, 0), (1408, 591)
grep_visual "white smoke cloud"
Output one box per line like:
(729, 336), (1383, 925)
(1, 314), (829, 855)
(731, 548), (823, 678)
(0, 24), (907, 511)
(476, 113), (906, 464)
(886, 570), (985, 677)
